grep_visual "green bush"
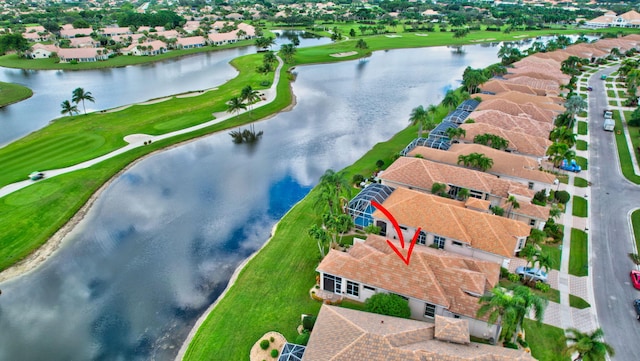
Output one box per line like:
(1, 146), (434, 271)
(270, 336), (274, 342)
(260, 339), (270, 350)
(508, 273), (520, 282)
(532, 189), (547, 206)
(554, 190), (571, 204)
(295, 330), (310, 345)
(260, 80), (271, 87)
(302, 315), (316, 331)
(500, 267), (510, 278)
(270, 349), (279, 358)
(503, 341), (519, 349)
(352, 174), (364, 184)
(535, 281), (550, 293)
(365, 293), (411, 318)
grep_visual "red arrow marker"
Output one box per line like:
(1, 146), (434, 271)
(371, 201), (422, 266)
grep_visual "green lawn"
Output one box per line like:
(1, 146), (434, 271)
(632, 209), (640, 258)
(0, 81), (33, 107)
(576, 139), (588, 151)
(569, 228), (588, 277)
(623, 110), (640, 166)
(614, 111), (640, 184)
(524, 320), (569, 361)
(575, 156), (588, 170)
(577, 121), (588, 135)
(572, 196), (588, 218)
(609, 100), (618, 106)
(540, 244), (562, 271)
(574, 177), (588, 187)
(607, 90), (616, 98)
(569, 294), (590, 309)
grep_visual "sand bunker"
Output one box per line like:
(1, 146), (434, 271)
(415, 33), (429, 37)
(386, 35), (402, 38)
(330, 51), (357, 57)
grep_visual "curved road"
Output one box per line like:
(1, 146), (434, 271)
(588, 66), (640, 361)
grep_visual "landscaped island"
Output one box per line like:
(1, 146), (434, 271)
(0, 81), (33, 107)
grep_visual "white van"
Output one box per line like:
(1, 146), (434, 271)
(603, 118), (615, 131)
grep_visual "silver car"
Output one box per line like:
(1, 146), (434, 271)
(515, 266), (548, 283)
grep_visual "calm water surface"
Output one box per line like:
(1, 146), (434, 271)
(0, 44), (503, 360)
(0, 32), (330, 146)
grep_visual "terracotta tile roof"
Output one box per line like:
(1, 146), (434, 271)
(464, 198), (491, 212)
(303, 305), (536, 361)
(531, 51), (570, 63)
(480, 79), (544, 96)
(369, 188), (532, 257)
(176, 36), (205, 46)
(60, 28), (93, 37)
(475, 98), (555, 124)
(317, 234), (501, 316)
(434, 315), (470, 344)
(504, 75), (561, 95)
(500, 199), (550, 221)
(459, 122), (552, 157)
(507, 57), (569, 84)
(57, 47), (107, 59)
(475, 91), (565, 112)
(408, 144), (556, 184)
(380, 156), (538, 199)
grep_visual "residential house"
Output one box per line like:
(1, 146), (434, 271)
(473, 91), (565, 113)
(500, 75), (562, 96)
(366, 188), (532, 265)
(480, 79), (546, 97)
(29, 43), (58, 59)
(475, 98), (557, 124)
(155, 30), (179, 39)
(176, 36), (206, 49)
(100, 27), (132, 37)
(408, 143), (556, 190)
(316, 234), (504, 339)
(377, 157), (550, 229)
(122, 40), (167, 56)
(584, 10), (640, 29)
(69, 37), (99, 48)
(22, 28), (49, 42)
(182, 21), (201, 33)
(458, 122), (552, 158)
(111, 33), (145, 45)
(302, 305), (535, 360)
(57, 47), (109, 62)
(207, 32), (238, 46)
(60, 27), (93, 38)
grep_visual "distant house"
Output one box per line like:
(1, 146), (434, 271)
(23, 27), (49, 42)
(316, 234), (503, 340)
(122, 40), (167, 56)
(303, 305), (535, 360)
(29, 44), (58, 59)
(60, 27), (93, 39)
(100, 27), (132, 37)
(69, 37), (100, 48)
(176, 36), (206, 49)
(585, 10), (640, 29)
(207, 32), (238, 46)
(155, 30), (179, 39)
(57, 47), (109, 62)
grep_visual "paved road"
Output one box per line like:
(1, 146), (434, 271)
(587, 66), (640, 361)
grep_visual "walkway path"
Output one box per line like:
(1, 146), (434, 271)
(0, 56), (285, 199)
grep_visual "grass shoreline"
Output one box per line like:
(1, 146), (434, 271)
(0, 81), (33, 107)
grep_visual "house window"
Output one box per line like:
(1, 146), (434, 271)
(516, 238), (526, 251)
(323, 274), (342, 294)
(376, 221), (387, 237)
(529, 219), (536, 226)
(400, 226), (407, 231)
(363, 285), (376, 292)
(528, 182), (534, 190)
(469, 190), (483, 199)
(424, 303), (436, 318)
(433, 235), (445, 249)
(452, 241), (463, 247)
(346, 281), (359, 297)
(417, 231), (427, 245)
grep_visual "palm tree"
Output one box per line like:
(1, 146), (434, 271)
(564, 95), (588, 129)
(409, 105), (428, 137)
(549, 206), (562, 220)
(547, 142), (573, 167)
(60, 100), (79, 116)
(240, 85), (261, 115)
(308, 224), (330, 258)
(446, 127), (466, 142)
(442, 90), (460, 111)
(431, 182), (447, 196)
(506, 195), (520, 218)
(564, 328), (615, 361)
(534, 251), (554, 274)
(456, 187), (470, 201)
(474, 153), (494, 172)
(477, 287), (519, 342)
(549, 126), (577, 148)
(315, 169), (352, 215)
(226, 96), (247, 116)
(280, 43), (297, 63)
(263, 51), (277, 65)
(71, 87), (95, 115)
(520, 244), (539, 268)
(426, 104), (438, 129)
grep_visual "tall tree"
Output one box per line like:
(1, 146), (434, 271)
(71, 87), (95, 115)
(564, 328), (615, 361)
(462, 66), (488, 94)
(477, 287), (519, 342)
(506, 195), (520, 218)
(60, 100), (79, 116)
(280, 43), (297, 63)
(314, 169), (351, 216)
(226, 96), (247, 116)
(442, 90), (460, 111)
(549, 126), (577, 148)
(564, 95), (588, 128)
(409, 105), (428, 137)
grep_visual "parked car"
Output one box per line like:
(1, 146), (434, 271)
(515, 266), (548, 283)
(28, 172), (44, 181)
(587, 86), (593, 91)
(559, 159), (582, 173)
(634, 299), (640, 320)
(631, 270), (640, 290)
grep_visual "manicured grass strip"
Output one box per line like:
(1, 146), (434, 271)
(623, 110), (640, 164)
(576, 139), (588, 151)
(577, 121), (588, 135)
(613, 112), (640, 184)
(0, 81), (33, 107)
(574, 177), (588, 188)
(607, 90), (616, 98)
(569, 294), (590, 309)
(575, 156), (588, 170)
(569, 228), (588, 277)
(499, 280), (560, 303)
(572, 196), (588, 218)
(632, 209), (640, 257)
(524, 319), (570, 361)
(540, 244), (562, 271)
(609, 100), (617, 106)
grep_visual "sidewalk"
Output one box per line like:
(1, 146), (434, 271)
(0, 56), (286, 199)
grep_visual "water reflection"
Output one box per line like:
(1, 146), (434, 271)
(1, 44), (504, 360)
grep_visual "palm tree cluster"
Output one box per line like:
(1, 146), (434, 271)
(279, 43), (297, 64)
(618, 57), (640, 107)
(254, 36), (275, 51)
(473, 133), (509, 150)
(564, 328), (615, 361)
(477, 285), (548, 344)
(256, 51), (278, 75)
(226, 85), (261, 118)
(60, 87), (95, 116)
(446, 127), (466, 142)
(457, 152), (494, 172)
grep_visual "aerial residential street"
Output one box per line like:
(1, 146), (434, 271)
(588, 66), (640, 361)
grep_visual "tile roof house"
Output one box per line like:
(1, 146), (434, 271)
(475, 98), (557, 124)
(57, 47), (110, 62)
(474, 91), (565, 112)
(368, 187), (531, 265)
(69, 37), (100, 48)
(100, 27), (132, 37)
(208, 31), (238, 45)
(122, 40), (167, 56)
(28, 43), (58, 59)
(480, 79), (545, 97)
(60, 27), (93, 38)
(458, 122), (552, 158)
(466, 109), (554, 139)
(316, 234), (504, 340)
(502, 75), (562, 96)
(176, 36), (206, 49)
(302, 306), (535, 360)
(408, 144), (556, 187)
(585, 10), (640, 29)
